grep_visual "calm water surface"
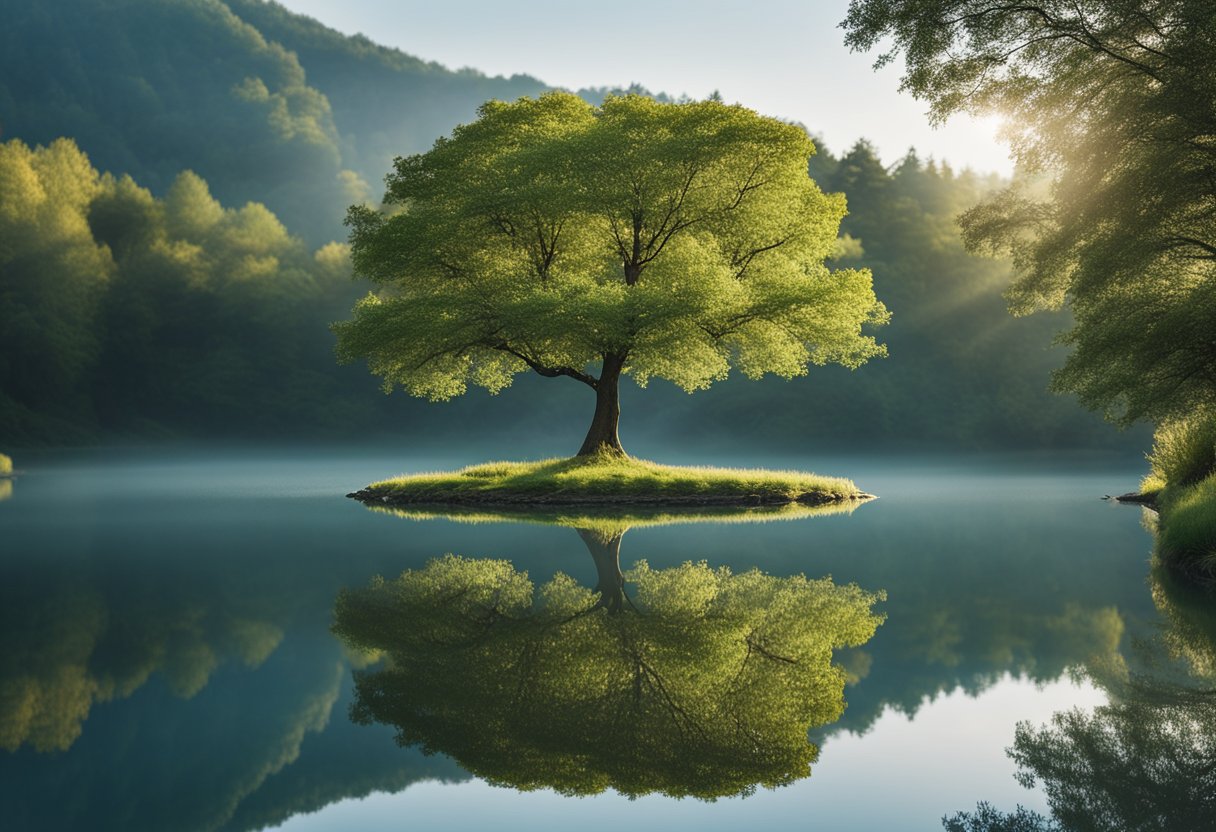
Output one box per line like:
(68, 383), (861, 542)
(0, 447), (1188, 831)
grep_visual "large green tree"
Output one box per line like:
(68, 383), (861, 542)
(336, 92), (888, 455)
(842, 0), (1216, 426)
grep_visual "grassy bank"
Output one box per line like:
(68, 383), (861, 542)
(1152, 476), (1216, 580)
(1138, 416), (1216, 581)
(348, 454), (870, 508)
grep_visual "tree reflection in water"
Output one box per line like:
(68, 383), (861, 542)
(946, 561), (1216, 832)
(332, 523), (885, 799)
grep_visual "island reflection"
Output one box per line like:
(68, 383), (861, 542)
(332, 511), (885, 799)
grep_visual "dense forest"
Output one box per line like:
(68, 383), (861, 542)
(0, 0), (1142, 451)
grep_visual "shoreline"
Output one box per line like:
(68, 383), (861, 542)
(1111, 491), (1158, 510)
(347, 489), (875, 508)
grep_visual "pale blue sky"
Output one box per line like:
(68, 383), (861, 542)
(277, 0), (1013, 175)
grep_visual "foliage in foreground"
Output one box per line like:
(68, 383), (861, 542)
(1148, 414), (1216, 492)
(943, 803), (1058, 832)
(332, 554), (885, 798)
(362, 455), (861, 504)
(1156, 477), (1216, 580)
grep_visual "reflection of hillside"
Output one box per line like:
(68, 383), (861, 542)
(831, 599), (1127, 737)
(3, 638), (344, 832)
(221, 680), (468, 832)
(334, 553), (885, 799)
(805, 501), (1150, 737)
(946, 560), (1216, 832)
(0, 577), (283, 753)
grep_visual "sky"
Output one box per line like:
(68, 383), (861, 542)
(275, 0), (1014, 176)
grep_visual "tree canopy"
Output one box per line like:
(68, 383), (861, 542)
(332, 553), (885, 799)
(336, 92), (888, 455)
(842, 0), (1216, 426)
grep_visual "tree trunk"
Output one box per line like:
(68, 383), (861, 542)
(576, 528), (628, 614)
(577, 353), (626, 457)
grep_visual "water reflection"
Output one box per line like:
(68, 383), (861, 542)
(332, 530), (885, 799)
(366, 501), (1136, 739)
(947, 558), (1216, 831)
(0, 455), (1161, 831)
(0, 576), (284, 753)
(367, 498), (863, 531)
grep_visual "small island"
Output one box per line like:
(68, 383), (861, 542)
(347, 454), (872, 508)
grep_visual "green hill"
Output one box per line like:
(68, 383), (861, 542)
(0, 0), (545, 242)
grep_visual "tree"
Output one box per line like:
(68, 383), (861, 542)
(335, 92), (888, 456)
(0, 138), (111, 435)
(332, 551), (885, 798)
(842, 0), (1216, 426)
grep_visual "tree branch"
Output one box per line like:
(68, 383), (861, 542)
(732, 237), (790, 279)
(493, 344), (598, 388)
(941, 3), (1167, 83)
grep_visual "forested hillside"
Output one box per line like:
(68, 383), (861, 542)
(0, 0), (1141, 450)
(0, 0), (544, 242)
(223, 0), (546, 195)
(676, 142), (1123, 449)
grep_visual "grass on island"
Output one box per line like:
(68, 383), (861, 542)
(0, 453), (11, 477)
(354, 454), (867, 508)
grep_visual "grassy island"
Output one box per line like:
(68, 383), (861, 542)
(347, 455), (872, 509)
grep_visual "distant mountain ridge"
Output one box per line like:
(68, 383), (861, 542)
(0, 0), (775, 241)
(0, 0), (548, 241)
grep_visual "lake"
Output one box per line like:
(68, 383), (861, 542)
(1, 445), (1200, 831)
